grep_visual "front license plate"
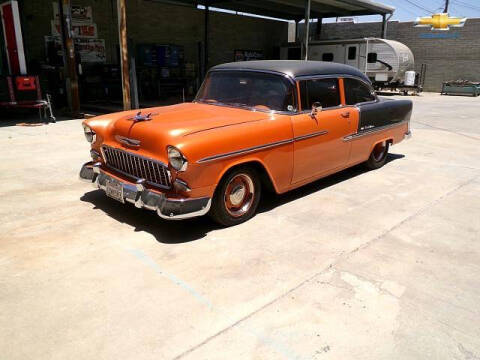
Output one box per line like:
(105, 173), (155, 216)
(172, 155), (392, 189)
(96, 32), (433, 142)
(105, 180), (124, 203)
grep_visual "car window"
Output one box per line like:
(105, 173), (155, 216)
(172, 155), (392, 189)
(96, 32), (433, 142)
(299, 78), (340, 110)
(196, 71), (296, 112)
(322, 53), (334, 62)
(344, 78), (376, 105)
(348, 47), (357, 60)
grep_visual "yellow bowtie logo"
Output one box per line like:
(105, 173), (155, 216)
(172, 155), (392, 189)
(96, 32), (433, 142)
(415, 13), (466, 30)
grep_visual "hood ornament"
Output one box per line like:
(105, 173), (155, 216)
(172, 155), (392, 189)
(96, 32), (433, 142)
(128, 111), (154, 123)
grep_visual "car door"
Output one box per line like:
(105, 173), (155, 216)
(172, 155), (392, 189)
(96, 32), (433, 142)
(291, 77), (353, 183)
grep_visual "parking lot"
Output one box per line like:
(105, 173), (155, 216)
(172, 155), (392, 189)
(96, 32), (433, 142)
(1, 93), (479, 359)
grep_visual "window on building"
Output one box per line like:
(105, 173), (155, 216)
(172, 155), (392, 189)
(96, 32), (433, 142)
(344, 78), (376, 105)
(299, 78), (340, 110)
(348, 47), (357, 60)
(367, 52), (378, 63)
(322, 53), (334, 62)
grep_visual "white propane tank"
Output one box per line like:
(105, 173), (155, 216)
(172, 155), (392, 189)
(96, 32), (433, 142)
(404, 71), (416, 86)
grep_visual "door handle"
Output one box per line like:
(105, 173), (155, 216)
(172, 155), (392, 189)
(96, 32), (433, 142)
(341, 112), (350, 118)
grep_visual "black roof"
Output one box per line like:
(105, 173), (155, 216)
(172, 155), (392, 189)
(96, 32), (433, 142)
(210, 60), (370, 83)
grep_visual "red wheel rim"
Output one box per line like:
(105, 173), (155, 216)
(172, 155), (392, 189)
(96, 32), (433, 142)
(372, 141), (387, 162)
(224, 173), (255, 217)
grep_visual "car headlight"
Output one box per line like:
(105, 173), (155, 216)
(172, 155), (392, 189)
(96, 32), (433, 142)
(167, 146), (188, 171)
(83, 124), (96, 143)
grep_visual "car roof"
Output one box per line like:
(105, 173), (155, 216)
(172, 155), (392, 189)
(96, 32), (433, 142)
(210, 60), (370, 83)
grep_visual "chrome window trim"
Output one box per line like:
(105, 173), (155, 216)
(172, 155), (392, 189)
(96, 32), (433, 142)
(298, 104), (345, 114)
(192, 101), (297, 116)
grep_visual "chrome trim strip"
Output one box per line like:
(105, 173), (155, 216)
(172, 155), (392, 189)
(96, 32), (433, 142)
(115, 135), (141, 147)
(197, 130), (328, 164)
(197, 138), (293, 163)
(343, 120), (408, 142)
(294, 130), (328, 142)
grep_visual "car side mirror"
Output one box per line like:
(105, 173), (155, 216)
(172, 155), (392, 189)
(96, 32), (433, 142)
(310, 102), (322, 118)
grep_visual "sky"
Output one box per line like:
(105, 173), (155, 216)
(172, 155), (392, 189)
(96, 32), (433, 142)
(200, 0), (480, 23)
(338, 0), (480, 23)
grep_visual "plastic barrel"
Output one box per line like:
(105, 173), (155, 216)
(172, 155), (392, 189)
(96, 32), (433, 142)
(404, 71), (416, 86)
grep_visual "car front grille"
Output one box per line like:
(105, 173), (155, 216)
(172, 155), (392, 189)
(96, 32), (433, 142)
(102, 145), (171, 189)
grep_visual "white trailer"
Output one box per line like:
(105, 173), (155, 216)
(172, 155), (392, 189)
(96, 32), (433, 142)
(280, 38), (422, 92)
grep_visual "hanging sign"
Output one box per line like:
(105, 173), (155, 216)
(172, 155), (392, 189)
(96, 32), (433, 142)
(415, 13), (466, 30)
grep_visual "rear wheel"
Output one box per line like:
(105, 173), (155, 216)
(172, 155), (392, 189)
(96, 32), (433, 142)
(366, 141), (390, 170)
(209, 167), (261, 226)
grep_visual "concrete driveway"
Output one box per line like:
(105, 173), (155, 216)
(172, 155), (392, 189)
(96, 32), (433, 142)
(1, 93), (479, 360)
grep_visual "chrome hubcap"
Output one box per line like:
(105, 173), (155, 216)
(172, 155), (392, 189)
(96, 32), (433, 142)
(229, 185), (246, 206)
(224, 174), (255, 217)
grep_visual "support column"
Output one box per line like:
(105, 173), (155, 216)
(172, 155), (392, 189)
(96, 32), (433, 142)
(315, 17), (322, 40)
(381, 14), (386, 38)
(382, 13), (393, 39)
(303, 0), (311, 60)
(203, 1), (209, 78)
(117, 0), (131, 110)
(59, 0), (80, 115)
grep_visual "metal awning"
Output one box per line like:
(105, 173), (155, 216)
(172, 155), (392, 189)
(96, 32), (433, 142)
(152, 0), (394, 20)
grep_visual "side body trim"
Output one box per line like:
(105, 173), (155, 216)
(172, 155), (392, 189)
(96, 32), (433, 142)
(197, 130), (328, 164)
(343, 120), (408, 141)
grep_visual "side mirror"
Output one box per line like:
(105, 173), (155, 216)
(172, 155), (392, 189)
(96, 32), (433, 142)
(310, 102), (322, 118)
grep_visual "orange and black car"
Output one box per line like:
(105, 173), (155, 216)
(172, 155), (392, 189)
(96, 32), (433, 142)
(80, 60), (412, 226)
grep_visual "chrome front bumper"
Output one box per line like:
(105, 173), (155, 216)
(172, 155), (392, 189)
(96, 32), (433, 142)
(79, 162), (211, 220)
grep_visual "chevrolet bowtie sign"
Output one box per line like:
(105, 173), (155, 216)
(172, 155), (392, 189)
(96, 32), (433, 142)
(415, 13), (466, 30)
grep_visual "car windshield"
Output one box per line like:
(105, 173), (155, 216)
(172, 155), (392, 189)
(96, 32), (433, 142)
(195, 71), (296, 112)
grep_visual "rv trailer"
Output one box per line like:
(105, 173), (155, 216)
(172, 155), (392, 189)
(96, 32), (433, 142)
(280, 38), (424, 94)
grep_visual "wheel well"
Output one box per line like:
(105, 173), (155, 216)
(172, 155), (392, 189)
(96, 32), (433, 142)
(220, 161), (276, 193)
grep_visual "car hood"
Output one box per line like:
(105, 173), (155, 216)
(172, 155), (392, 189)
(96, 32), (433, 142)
(89, 102), (272, 160)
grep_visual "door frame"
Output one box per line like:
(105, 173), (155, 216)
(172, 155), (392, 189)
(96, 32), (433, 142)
(1, 0), (26, 75)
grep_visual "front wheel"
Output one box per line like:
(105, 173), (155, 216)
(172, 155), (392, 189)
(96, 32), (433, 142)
(366, 141), (390, 170)
(209, 167), (261, 226)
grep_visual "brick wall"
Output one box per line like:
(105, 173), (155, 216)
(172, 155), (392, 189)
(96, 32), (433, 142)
(306, 18), (480, 91)
(21, 0), (287, 69)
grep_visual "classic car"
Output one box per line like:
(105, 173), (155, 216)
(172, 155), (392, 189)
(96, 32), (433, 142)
(80, 60), (412, 226)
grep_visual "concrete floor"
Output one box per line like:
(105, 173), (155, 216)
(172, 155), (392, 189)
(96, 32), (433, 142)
(1, 93), (479, 360)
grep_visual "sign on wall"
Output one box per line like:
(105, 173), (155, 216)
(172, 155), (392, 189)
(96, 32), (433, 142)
(53, 3), (93, 24)
(51, 20), (97, 38)
(419, 32), (460, 39)
(234, 50), (264, 62)
(74, 39), (106, 63)
(71, 5), (93, 24)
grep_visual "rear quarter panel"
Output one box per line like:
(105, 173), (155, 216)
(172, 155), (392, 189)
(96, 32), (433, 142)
(348, 97), (412, 165)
